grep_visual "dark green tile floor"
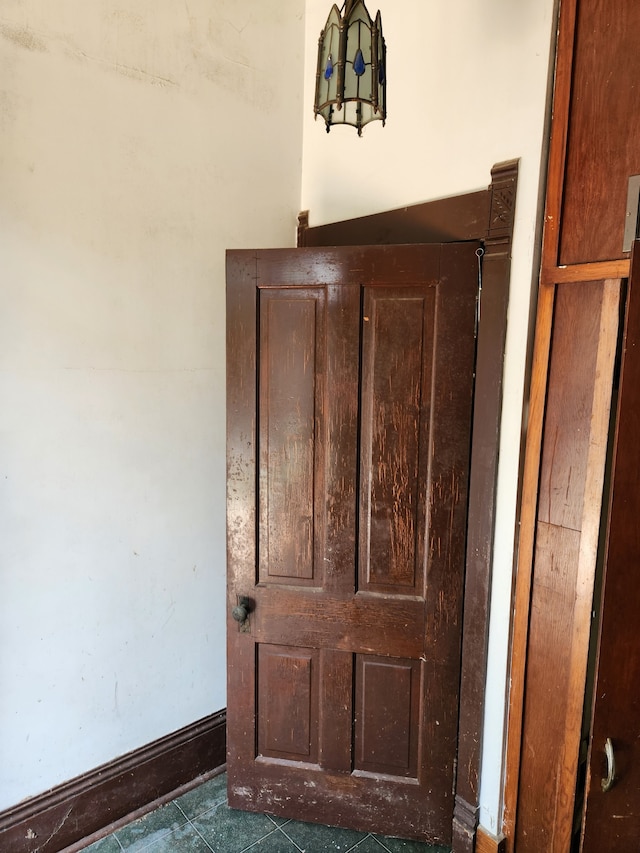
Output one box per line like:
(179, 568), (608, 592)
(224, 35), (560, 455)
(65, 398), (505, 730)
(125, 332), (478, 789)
(82, 773), (450, 853)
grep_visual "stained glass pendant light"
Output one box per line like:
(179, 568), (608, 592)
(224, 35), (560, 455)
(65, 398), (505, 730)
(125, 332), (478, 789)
(314, 1), (386, 136)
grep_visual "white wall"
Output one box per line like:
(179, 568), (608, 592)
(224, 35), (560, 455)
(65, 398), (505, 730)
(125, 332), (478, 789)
(1, 0), (555, 831)
(301, 0), (556, 835)
(0, 0), (304, 810)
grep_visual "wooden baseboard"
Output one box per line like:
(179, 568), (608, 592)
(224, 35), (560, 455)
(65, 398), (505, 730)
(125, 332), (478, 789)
(0, 710), (226, 853)
(476, 826), (507, 853)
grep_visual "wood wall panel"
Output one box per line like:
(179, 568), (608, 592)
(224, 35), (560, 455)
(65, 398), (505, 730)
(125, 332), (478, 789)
(537, 283), (610, 529)
(559, 0), (640, 264)
(580, 244), (640, 851)
(513, 279), (621, 852)
(506, 1), (640, 845)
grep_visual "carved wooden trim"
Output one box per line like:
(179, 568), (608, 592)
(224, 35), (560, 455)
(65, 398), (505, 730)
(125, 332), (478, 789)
(299, 160), (520, 853)
(452, 795), (478, 853)
(297, 210), (309, 248)
(453, 160), (518, 853)
(487, 159), (518, 245)
(0, 711), (226, 853)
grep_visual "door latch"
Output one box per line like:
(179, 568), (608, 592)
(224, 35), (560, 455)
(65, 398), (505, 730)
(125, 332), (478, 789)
(601, 737), (616, 793)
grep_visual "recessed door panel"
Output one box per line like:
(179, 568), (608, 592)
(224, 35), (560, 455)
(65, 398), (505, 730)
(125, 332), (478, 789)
(354, 655), (420, 778)
(358, 288), (435, 595)
(257, 644), (319, 764)
(258, 289), (326, 585)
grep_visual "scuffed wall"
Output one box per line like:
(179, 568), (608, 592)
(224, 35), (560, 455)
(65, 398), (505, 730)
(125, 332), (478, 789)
(0, 0), (303, 809)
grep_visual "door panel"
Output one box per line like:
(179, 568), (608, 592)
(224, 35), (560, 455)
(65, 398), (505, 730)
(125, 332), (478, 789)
(258, 288), (326, 585)
(358, 286), (435, 595)
(226, 243), (479, 843)
(581, 242), (640, 850)
(559, 0), (640, 265)
(354, 655), (421, 777)
(257, 644), (319, 762)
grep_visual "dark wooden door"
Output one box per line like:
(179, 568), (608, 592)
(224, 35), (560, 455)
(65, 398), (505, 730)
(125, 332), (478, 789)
(581, 245), (640, 850)
(226, 243), (479, 844)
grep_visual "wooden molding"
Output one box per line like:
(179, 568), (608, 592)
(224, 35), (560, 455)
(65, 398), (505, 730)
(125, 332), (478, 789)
(455, 163), (518, 849)
(0, 711), (226, 853)
(296, 188), (491, 248)
(502, 3), (569, 847)
(296, 210), (309, 248)
(540, 0), (577, 270)
(543, 259), (631, 284)
(487, 159), (518, 245)
(502, 282), (556, 846)
(451, 795), (478, 853)
(476, 826), (507, 853)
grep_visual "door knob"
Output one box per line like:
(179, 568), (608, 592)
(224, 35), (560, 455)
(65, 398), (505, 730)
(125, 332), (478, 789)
(232, 596), (251, 625)
(601, 737), (616, 793)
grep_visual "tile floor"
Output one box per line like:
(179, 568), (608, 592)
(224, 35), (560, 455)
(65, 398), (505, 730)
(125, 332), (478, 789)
(82, 773), (450, 853)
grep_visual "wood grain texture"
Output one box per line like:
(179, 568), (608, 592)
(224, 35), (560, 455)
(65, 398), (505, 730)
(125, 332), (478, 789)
(354, 656), (420, 777)
(226, 243), (479, 844)
(544, 259), (630, 284)
(506, 0), (640, 845)
(0, 712), (226, 853)
(513, 280), (621, 852)
(503, 280), (556, 852)
(539, 0), (577, 270)
(559, 0), (640, 264)
(476, 826), (506, 853)
(358, 287), (434, 594)
(504, 2), (637, 844)
(259, 289), (326, 584)
(581, 246), (640, 851)
(298, 191), (490, 247)
(299, 161), (520, 853)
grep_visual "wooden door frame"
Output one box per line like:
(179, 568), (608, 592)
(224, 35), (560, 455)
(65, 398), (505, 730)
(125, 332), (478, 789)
(298, 160), (519, 853)
(502, 1), (632, 850)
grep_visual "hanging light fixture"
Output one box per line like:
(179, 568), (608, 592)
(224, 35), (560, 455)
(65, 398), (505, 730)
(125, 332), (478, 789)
(314, 1), (386, 136)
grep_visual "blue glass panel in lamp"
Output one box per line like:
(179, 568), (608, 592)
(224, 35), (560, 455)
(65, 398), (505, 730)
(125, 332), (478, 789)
(354, 49), (366, 76)
(378, 62), (385, 84)
(324, 54), (334, 80)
